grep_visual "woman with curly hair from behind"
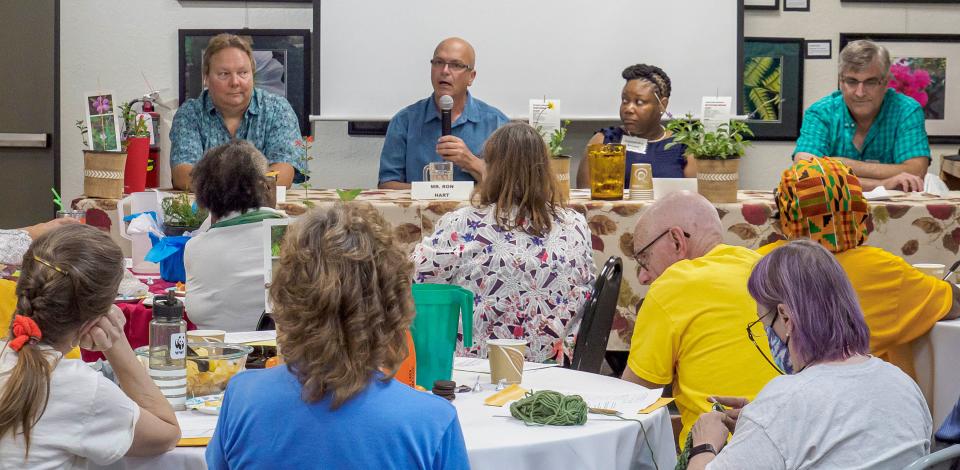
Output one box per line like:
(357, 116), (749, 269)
(184, 139), (286, 331)
(206, 204), (470, 470)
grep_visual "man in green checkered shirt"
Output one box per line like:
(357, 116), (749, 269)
(794, 40), (929, 192)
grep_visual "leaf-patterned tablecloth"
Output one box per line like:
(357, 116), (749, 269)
(78, 188), (960, 351)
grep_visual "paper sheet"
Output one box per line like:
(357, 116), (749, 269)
(453, 357), (559, 374)
(577, 389), (661, 416)
(223, 330), (276, 344)
(176, 410), (218, 439)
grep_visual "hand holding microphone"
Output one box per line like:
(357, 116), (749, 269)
(436, 94), (479, 174)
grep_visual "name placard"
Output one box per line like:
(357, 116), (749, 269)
(411, 181), (474, 200)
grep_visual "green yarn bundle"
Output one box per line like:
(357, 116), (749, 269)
(509, 390), (588, 426)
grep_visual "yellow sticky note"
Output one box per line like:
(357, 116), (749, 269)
(639, 397), (675, 414)
(483, 384), (528, 407)
(177, 437), (211, 447)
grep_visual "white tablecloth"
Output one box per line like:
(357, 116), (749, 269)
(913, 319), (960, 430)
(103, 361), (676, 470)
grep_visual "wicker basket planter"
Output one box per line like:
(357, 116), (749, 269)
(83, 150), (126, 199)
(696, 158), (740, 203)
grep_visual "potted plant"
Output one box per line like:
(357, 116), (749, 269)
(665, 115), (753, 203)
(161, 193), (208, 236)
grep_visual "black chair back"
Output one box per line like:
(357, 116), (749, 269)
(256, 311), (275, 331)
(570, 256), (622, 374)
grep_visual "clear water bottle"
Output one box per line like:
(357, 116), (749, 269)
(149, 292), (187, 411)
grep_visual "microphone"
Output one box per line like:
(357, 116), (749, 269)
(439, 95), (454, 136)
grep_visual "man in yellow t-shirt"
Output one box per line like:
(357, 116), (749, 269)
(758, 157), (960, 377)
(622, 191), (779, 448)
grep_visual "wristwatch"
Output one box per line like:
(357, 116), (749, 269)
(688, 443), (718, 459)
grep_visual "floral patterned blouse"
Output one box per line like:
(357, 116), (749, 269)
(412, 205), (596, 363)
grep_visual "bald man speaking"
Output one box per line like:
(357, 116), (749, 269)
(378, 37), (509, 189)
(621, 191), (778, 449)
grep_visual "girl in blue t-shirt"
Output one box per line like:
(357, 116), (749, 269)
(576, 64), (696, 188)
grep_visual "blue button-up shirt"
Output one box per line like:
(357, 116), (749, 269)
(378, 93), (509, 184)
(169, 88), (303, 171)
(793, 89), (930, 164)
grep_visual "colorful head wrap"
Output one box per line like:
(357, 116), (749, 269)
(776, 157), (869, 253)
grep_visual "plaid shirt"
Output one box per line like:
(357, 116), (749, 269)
(170, 88), (302, 170)
(793, 89), (930, 164)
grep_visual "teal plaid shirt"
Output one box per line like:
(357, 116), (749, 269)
(793, 89), (930, 164)
(170, 88), (302, 170)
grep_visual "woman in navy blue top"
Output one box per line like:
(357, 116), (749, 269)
(577, 64), (696, 187)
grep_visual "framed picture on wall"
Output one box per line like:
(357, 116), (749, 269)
(178, 29), (311, 135)
(744, 0), (780, 9)
(740, 37), (804, 140)
(841, 33), (960, 144)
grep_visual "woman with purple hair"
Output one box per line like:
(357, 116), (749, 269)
(683, 240), (932, 469)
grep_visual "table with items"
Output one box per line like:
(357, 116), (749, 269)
(97, 356), (675, 470)
(75, 188), (960, 350)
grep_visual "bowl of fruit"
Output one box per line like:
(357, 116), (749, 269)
(136, 342), (253, 397)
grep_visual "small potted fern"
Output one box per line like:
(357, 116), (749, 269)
(665, 115), (753, 203)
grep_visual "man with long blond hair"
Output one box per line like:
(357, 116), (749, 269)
(206, 204), (469, 469)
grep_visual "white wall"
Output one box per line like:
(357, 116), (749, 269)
(61, 1), (960, 196)
(59, 0), (311, 202)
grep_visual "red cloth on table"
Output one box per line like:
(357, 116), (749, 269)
(81, 279), (196, 362)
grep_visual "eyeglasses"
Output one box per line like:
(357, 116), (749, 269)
(632, 229), (690, 271)
(430, 58), (472, 72)
(840, 76), (885, 91)
(746, 309), (784, 375)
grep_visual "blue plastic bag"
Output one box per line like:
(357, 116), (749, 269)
(146, 234), (189, 283)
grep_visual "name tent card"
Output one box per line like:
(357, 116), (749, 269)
(411, 181), (474, 200)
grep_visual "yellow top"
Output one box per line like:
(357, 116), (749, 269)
(757, 241), (952, 377)
(0, 279), (81, 359)
(628, 244), (777, 447)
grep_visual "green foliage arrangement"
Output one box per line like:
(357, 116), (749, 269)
(162, 193), (208, 228)
(665, 115), (753, 160)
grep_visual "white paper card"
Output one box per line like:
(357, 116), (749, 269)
(411, 181), (473, 200)
(276, 185), (287, 204)
(806, 41), (831, 57)
(621, 135), (648, 154)
(701, 96), (733, 133)
(529, 99), (561, 143)
(785, 0), (808, 8)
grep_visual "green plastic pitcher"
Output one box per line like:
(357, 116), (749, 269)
(410, 284), (474, 389)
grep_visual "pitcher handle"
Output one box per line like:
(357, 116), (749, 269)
(422, 164), (429, 182)
(459, 289), (473, 347)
